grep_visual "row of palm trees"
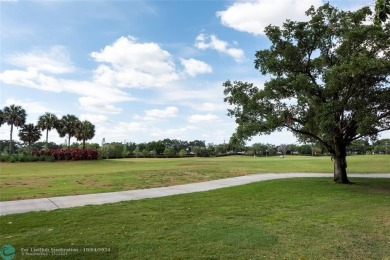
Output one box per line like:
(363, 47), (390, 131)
(0, 104), (95, 153)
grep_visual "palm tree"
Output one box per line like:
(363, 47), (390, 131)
(3, 105), (27, 153)
(56, 114), (80, 147)
(38, 112), (58, 150)
(19, 123), (42, 153)
(75, 120), (95, 149)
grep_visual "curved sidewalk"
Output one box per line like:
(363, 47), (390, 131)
(1, 173), (389, 216)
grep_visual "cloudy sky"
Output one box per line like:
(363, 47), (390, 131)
(1, 0), (386, 146)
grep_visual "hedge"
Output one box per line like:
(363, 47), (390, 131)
(32, 149), (99, 161)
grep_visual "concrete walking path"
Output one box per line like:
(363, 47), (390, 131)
(1, 173), (389, 216)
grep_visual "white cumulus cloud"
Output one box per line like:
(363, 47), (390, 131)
(144, 106), (178, 120)
(217, 0), (323, 36)
(0, 69), (132, 114)
(6, 46), (74, 74)
(181, 58), (212, 77)
(91, 36), (179, 88)
(195, 102), (227, 112)
(188, 114), (219, 123)
(80, 114), (110, 125)
(0, 68), (58, 92)
(150, 126), (196, 139)
(118, 121), (148, 132)
(195, 33), (245, 62)
(3, 98), (59, 115)
(78, 96), (123, 114)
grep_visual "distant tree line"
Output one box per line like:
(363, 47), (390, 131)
(3, 137), (386, 160)
(78, 137), (390, 158)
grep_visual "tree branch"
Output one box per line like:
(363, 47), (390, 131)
(287, 125), (334, 153)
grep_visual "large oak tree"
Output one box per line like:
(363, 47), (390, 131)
(223, 4), (390, 183)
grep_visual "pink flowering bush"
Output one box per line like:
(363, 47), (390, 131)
(32, 149), (99, 161)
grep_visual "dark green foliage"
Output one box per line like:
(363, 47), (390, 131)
(297, 144), (313, 155)
(141, 149), (150, 158)
(0, 140), (21, 154)
(372, 138), (390, 154)
(375, 0), (390, 24)
(192, 146), (211, 157)
(18, 123), (42, 152)
(31, 141), (61, 150)
(146, 141), (165, 154)
(347, 139), (370, 154)
(0, 109), (4, 127)
(0, 154), (53, 162)
(100, 142), (125, 159)
(56, 114), (80, 147)
(163, 147), (176, 158)
(74, 120), (95, 149)
(178, 149), (187, 157)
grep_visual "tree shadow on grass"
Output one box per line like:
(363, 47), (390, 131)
(348, 178), (390, 195)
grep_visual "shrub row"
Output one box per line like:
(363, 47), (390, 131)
(32, 149), (99, 161)
(0, 154), (55, 163)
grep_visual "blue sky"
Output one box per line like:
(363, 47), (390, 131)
(1, 0), (387, 146)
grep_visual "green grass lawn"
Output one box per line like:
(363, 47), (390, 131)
(1, 178), (389, 259)
(1, 155), (389, 201)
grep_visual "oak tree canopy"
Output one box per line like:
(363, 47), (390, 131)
(224, 4), (390, 183)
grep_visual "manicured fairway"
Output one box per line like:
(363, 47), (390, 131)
(1, 178), (389, 259)
(0, 155), (389, 201)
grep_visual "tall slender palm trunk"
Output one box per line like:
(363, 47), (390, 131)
(45, 129), (49, 150)
(9, 124), (13, 154)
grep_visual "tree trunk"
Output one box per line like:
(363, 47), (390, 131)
(45, 129), (49, 150)
(333, 142), (351, 184)
(9, 124), (13, 154)
(83, 139), (86, 150)
(68, 135), (71, 147)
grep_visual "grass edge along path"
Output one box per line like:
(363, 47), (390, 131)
(1, 177), (389, 259)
